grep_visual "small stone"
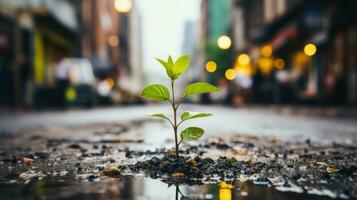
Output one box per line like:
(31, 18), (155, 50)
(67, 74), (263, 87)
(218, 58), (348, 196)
(217, 143), (230, 150)
(150, 157), (161, 165)
(103, 167), (121, 176)
(254, 176), (270, 185)
(185, 157), (197, 166)
(171, 172), (185, 177)
(20, 157), (34, 164)
(326, 166), (337, 173)
(68, 144), (81, 149)
(34, 152), (49, 159)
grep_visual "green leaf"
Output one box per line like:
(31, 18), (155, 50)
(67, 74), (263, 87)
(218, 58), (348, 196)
(184, 82), (219, 97)
(167, 56), (174, 67)
(146, 113), (169, 120)
(155, 57), (173, 79)
(172, 55), (190, 79)
(141, 84), (170, 101)
(180, 127), (204, 141)
(181, 112), (212, 121)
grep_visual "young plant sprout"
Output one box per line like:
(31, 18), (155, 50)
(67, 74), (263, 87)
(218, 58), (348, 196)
(141, 55), (219, 157)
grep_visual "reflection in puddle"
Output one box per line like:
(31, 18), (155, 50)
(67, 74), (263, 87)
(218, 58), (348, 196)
(0, 176), (342, 200)
(219, 182), (233, 200)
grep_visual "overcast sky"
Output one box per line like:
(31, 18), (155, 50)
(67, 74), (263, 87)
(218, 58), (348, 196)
(136, 0), (200, 83)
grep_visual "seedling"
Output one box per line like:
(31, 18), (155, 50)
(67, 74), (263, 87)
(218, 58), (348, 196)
(141, 55), (219, 157)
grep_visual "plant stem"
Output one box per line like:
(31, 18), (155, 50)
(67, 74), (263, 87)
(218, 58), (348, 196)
(171, 80), (179, 158)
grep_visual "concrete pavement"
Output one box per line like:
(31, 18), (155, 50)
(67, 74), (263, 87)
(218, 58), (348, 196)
(0, 104), (356, 144)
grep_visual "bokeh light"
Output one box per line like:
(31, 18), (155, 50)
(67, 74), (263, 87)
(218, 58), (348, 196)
(238, 54), (250, 65)
(261, 45), (273, 57)
(65, 87), (76, 101)
(274, 58), (285, 69)
(217, 35), (231, 50)
(108, 35), (119, 47)
(225, 69), (236, 80)
(205, 61), (217, 73)
(258, 57), (274, 75)
(304, 43), (317, 56)
(114, 0), (132, 13)
(105, 78), (115, 89)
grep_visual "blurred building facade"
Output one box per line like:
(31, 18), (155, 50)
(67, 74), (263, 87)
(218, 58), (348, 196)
(0, 0), (143, 109)
(117, 2), (143, 102)
(179, 20), (200, 95)
(200, 0), (357, 105)
(200, 0), (236, 104)
(0, 0), (80, 108)
(235, 0), (357, 105)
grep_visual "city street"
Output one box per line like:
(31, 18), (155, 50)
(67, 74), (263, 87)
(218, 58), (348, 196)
(1, 104), (357, 144)
(0, 105), (357, 199)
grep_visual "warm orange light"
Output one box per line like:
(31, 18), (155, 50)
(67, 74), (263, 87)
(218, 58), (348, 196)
(261, 45), (273, 57)
(105, 78), (115, 89)
(225, 69), (236, 80)
(217, 35), (231, 50)
(235, 64), (253, 76)
(205, 61), (217, 73)
(108, 35), (119, 47)
(114, 0), (132, 13)
(238, 54), (250, 65)
(274, 58), (285, 69)
(293, 51), (310, 68)
(258, 57), (274, 75)
(304, 43), (317, 56)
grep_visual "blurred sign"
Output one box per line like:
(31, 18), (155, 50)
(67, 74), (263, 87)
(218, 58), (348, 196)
(271, 25), (298, 49)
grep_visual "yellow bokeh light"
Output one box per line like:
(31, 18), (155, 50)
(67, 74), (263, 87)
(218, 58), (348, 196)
(258, 57), (274, 75)
(66, 87), (76, 101)
(235, 64), (254, 76)
(205, 61), (217, 73)
(114, 0), (132, 13)
(261, 45), (273, 57)
(274, 58), (285, 69)
(238, 54), (250, 65)
(225, 69), (236, 80)
(304, 43), (317, 56)
(217, 35), (231, 50)
(108, 35), (119, 47)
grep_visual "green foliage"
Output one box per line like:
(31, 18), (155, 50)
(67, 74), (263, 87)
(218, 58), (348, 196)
(184, 82), (219, 97)
(172, 55), (190, 79)
(146, 113), (170, 120)
(180, 127), (204, 141)
(141, 84), (170, 101)
(181, 112), (211, 121)
(155, 55), (190, 80)
(141, 55), (219, 157)
(155, 57), (174, 79)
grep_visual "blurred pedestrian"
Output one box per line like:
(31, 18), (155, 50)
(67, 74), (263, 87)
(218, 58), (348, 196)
(55, 57), (69, 108)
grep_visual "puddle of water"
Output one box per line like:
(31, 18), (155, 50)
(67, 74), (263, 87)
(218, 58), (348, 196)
(0, 176), (345, 200)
